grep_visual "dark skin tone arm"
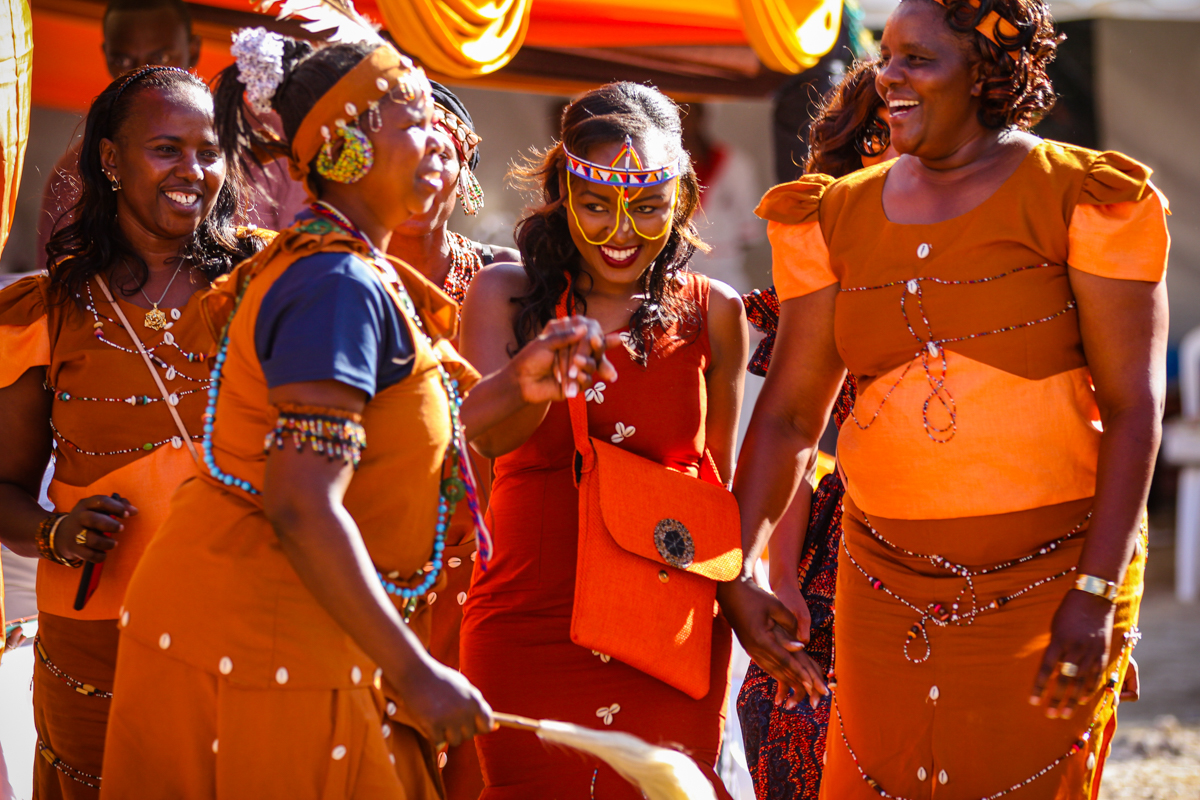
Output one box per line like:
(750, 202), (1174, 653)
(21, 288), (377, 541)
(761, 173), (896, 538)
(724, 284), (845, 705)
(703, 282), (749, 485)
(1031, 271), (1166, 718)
(0, 368), (135, 563)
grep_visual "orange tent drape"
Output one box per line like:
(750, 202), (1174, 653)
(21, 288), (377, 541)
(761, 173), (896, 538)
(1, 0), (31, 254)
(738, 0), (843, 73)
(376, 0), (531, 77)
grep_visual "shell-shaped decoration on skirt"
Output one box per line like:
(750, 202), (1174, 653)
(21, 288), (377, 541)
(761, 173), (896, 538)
(596, 703), (621, 725)
(611, 422), (635, 444)
(586, 382), (606, 404)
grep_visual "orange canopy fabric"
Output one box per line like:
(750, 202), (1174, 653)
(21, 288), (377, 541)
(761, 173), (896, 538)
(1, 0), (31, 253)
(29, 0), (841, 112)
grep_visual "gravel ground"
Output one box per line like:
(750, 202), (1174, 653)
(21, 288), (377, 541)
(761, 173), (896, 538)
(1100, 717), (1200, 799)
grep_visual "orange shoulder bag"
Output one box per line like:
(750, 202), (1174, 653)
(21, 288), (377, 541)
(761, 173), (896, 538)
(560, 297), (743, 699)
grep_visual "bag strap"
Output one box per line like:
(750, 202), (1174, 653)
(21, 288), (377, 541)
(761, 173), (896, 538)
(555, 286), (595, 476)
(95, 275), (201, 465)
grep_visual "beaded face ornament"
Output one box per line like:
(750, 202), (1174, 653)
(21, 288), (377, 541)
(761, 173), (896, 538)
(432, 104), (485, 215)
(563, 135), (681, 246)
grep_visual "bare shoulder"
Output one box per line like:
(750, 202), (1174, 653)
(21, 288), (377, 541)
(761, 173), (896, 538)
(485, 244), (521, 265)
(705, 277), (747, 325)
(467, 260), (528, 299)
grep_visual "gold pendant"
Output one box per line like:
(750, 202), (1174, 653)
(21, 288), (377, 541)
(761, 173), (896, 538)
(144, 305), (168, 331)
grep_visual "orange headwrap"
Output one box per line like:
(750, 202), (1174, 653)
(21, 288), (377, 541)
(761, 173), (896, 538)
(930, 0), (1020, 59)
(289, 45), (431, 189)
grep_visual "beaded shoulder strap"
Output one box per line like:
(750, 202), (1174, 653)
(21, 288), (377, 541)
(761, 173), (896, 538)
(95, 276), (201, 464)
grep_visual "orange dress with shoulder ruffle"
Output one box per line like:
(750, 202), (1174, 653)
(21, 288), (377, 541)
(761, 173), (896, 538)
(761, 141), (1168, 800)
(0, 266), (232, 800)
(99, 218), (477, 800)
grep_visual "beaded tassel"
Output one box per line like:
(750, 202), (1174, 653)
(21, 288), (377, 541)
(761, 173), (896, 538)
(265, 409), (367, 468)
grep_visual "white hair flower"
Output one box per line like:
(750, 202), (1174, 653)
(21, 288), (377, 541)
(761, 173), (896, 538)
(231, 27), (286, 116)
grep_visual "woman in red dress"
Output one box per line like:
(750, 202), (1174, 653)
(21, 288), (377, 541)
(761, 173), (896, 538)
(458, 82), (750, 798)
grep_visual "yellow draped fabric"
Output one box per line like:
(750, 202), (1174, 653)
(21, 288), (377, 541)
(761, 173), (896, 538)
(377, 0), (531, 78)
(738, 0), (842, 73)
(0, 0), (31, 254)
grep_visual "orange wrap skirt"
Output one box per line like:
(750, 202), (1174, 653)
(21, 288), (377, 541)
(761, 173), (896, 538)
(33, 613), (120, 800)
(820, 496), (1144, 800)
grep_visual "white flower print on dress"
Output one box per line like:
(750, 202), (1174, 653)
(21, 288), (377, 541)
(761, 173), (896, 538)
(596, 703), (621, 725)
(585, 382), (606, 404)
(611, 422), (635, 444)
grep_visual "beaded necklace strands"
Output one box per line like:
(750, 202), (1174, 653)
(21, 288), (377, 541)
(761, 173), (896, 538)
(831, 625), (1143, 800)
(442, 230), (483, 307)
(843, 263), (1077, 444)
(306, 203), (493, 613)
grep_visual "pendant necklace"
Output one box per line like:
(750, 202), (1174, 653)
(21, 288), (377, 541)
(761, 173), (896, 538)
(126, 261), (186, 331)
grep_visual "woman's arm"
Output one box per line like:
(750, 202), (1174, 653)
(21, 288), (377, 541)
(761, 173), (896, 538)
(0, 367), (131, 562)
(1032, 271), (1167, 716)
(719, 284), (846, 702)
(263, 379), (492, 747)
(703, 280), (748, 483)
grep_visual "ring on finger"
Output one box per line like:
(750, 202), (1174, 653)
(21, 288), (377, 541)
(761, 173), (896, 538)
(1059, 661), (1079, 678)
(75, 530), (89, 545)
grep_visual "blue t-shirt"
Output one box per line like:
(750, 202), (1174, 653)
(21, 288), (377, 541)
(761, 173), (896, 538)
(255, 251), (415, 397)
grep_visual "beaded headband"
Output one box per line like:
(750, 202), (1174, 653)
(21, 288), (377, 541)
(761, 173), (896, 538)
(432, 104), (481, 170)
(289, 45), (431, 187)
(112, 65), (188, 105)
(563, 135), (681, 188)
(929, 0), (1019, 59)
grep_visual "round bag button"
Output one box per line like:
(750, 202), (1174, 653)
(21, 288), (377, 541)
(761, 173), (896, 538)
(658, 570), (669, 583)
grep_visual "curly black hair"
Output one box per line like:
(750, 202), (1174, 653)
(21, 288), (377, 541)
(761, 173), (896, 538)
(508, 82), (706, 365)
(45, 67), (261, 306)
(915, 0), (1061, 129)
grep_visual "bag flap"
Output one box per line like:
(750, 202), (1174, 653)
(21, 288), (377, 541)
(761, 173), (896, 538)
(590, 439), (742, 581)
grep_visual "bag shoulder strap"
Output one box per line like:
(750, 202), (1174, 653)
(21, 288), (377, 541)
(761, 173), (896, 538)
(555, 287), (595, 474)
(95, 276), (201, 465)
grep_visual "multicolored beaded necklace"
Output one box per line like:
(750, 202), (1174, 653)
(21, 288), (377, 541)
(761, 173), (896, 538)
(442, 230), (483, 308)
(842, 263), (1076, 443)
(46, 283), (207, 458)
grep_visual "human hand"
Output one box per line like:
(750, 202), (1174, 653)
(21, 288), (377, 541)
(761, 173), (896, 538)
(768, 579), (819, 708)
(718, 575), (827, 707)
(1120, 656), (1140, 702)
(510, 316), (620, 404)
(54, 495), (138, 565)
(4, 624), (26, 652)
(391, 660), (495, 748)
(1030, 588), (1115, 719)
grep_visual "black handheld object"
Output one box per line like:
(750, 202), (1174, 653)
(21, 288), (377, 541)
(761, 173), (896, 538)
(72, 493), (122, 611)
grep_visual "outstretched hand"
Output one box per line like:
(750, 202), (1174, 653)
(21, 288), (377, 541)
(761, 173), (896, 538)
(719, 575), (828, 708)
(511, 315), (621, 404)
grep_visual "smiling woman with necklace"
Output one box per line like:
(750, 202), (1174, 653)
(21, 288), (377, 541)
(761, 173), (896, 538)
(733, 0), (1170, 796)
(0, 66), (266, 800)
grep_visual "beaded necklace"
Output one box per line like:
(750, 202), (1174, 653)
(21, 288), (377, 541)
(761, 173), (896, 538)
(842, 263), (1076, 443)
(831, 624), (1142, 800)
(307, 202), (491, 612)
(47, 283), (207, 458)
(442, 230), (483, 308)
(842, 509), (1093, 664)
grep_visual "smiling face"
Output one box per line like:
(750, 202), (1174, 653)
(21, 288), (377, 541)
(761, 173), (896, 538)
(100, 84), (224, 245)
(341, 85), (448, 231)
(876, 0), (986, 159)
(564, 135), (679, 291)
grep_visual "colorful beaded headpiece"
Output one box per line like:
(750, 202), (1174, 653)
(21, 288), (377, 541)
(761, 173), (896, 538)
(563, 135), (681, 188)
(289, 46), (431, 194)
(432, 103), (485, 215)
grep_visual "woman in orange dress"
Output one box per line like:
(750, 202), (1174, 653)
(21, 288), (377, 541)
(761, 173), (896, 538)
(458, 82), (755, 799)
(0, 67), (267, 799)
(732, 0), (1169, 797)
(386, 82), (517, 800)
(99, 29), (615, 799)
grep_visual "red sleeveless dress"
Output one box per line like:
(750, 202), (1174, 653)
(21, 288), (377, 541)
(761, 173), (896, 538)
(460, 273), (733, 799)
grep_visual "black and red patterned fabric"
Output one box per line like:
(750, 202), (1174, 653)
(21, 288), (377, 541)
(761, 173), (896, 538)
(737, 284), (856, 799)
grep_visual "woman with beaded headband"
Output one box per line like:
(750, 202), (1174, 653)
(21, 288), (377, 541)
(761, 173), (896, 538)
(0, 66), (267, 800)
(732, 0), (1169, 796)
(737, 58), (897, 800)
(457, 81), (770, 799)
(385, 80), (517, 800)
(100, 24), (617, 798)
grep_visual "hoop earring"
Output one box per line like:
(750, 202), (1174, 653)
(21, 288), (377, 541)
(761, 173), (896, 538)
(854, 116), (890, 158)
(106, 173), (121, 191)
(316, 122), (374, 184)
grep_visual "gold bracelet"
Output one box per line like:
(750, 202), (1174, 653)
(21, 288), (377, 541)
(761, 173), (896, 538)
(1074, 573), (1118, 602)
(35, 513), (81, 568)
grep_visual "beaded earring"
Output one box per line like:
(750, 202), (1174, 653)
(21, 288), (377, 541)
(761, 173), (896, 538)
(316, 120), (374, 184)
(456, 165), (485, 215)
